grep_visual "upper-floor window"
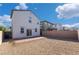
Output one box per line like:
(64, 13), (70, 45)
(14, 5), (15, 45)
(29, 20), (32, 23)
(29, 17), (32, 23)
(37, 22), (39, 24)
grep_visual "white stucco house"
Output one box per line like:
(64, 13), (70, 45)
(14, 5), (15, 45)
(56, 24), (63, 30)
(11, 10), (40, 39)
(40, 20), (63, 31)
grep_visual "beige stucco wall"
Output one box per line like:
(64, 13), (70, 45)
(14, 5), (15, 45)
(43, 30), (78, 39)
(0, 31), (3, 45)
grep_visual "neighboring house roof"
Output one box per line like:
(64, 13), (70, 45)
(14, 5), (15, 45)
(40, 20), (56, 25)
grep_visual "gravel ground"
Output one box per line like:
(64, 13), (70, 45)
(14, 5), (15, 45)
(0, 37), (79, 55)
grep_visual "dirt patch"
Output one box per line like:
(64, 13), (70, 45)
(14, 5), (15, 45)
(0, 37), (79, 55)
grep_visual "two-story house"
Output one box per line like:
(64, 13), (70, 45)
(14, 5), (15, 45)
(11, 10), (40, 39)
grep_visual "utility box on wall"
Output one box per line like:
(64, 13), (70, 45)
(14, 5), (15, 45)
(0, 31), (3, 45)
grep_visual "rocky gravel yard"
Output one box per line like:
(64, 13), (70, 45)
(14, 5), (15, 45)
(0, 37), (79, 55)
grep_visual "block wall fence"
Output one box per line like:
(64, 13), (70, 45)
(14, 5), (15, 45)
(42, 30), (78, 40)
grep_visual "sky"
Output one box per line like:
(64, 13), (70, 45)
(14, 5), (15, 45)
(0, 3), (79, 28)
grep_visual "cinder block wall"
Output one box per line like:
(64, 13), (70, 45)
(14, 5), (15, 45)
(42, 30), (78, 39)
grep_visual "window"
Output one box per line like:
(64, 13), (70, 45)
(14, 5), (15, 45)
(37, 22), (39, 24)
(29, 20), (31, 23)
(35, 28), (37, 32)
(29, 17), (32, 23)
(20, 27), (24, 33)
(27, 29), (32, 36)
